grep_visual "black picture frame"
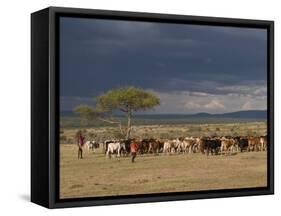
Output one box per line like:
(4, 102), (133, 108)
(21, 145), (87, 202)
(31, 6), (274, 208)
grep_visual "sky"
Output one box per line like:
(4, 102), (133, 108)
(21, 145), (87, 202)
(60, 16), (267, 114)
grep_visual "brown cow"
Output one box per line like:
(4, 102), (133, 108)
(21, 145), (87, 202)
(137, 139), (149, 154)
(157, 139), (165, 153)
(148, 138), (162, 154)
(220, 137), (237, 155)
(248, 137), (261, 151)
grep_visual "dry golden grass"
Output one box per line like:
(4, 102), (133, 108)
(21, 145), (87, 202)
(60, 144), (267, 199)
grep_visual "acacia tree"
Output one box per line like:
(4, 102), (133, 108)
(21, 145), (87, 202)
(74, 105), (96, 127)
(74, 86), (160, 139)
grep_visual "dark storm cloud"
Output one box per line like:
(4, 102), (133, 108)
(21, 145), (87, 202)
(59, 17), (267, 112)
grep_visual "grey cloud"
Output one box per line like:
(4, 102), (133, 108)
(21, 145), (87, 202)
(59, 17), (267, 113)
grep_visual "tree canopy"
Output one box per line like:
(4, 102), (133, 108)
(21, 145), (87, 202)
(74, 86), (160, 139)
(96, 86), (160, 113)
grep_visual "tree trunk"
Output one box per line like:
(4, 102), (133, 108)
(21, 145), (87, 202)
(126, 110), (132, 139)
(97, 117), (125, 136)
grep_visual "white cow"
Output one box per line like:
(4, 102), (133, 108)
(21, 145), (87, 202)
(163, 140), (173, 154)
(182, 137), (198, 153)
(106, 142), (126, 160)
(174, 138), (182, 153)
(85, 140), (99, 153)
(260, 136), (267, 151)
(163, 139), (181, 154)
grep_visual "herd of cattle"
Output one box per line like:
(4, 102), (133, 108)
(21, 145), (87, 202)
(85, 135), (268, 158)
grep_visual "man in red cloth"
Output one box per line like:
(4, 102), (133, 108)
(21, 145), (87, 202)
(77, 131), (85, 159)
(130, 140), (138, 163)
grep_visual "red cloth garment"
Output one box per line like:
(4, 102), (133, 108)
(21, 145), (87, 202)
(79, 135), (85, 146)
(130, 142), (138, 153)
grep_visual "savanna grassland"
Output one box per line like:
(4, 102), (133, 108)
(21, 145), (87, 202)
(59, 119), (267, 199)
(60, 145), (267, 198)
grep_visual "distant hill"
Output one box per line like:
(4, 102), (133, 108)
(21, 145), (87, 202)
(60, 110), (266, 128)
(61, 110), (267, 119)
(192, 110), (267, 119)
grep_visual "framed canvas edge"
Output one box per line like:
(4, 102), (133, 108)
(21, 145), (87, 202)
(42, 6), (274, 209)
(51, 189), (273, 209)
(31, 8), (52, 208)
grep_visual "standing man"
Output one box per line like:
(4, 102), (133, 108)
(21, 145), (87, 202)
(76, 130), (85, 159)
(130, 139), (138, 163)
